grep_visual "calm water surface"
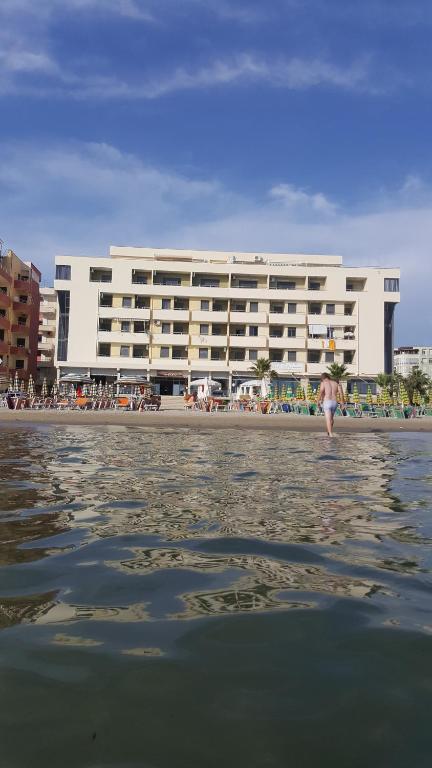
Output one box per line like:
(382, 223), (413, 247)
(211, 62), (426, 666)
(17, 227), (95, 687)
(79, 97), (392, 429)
(0, 425), (432, 767)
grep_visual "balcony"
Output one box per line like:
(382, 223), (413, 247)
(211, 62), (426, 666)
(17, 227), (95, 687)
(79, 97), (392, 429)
(190, 334), (227, 348)
(14, 278), (32, 293)
(152, 333), (189, 346)
(12, 323), (29, 335)
(269, 336), (306, 350)
(230, 311), (267, 324)
(153, 358), (189, 371)
(98, 306), (151, 321)
(268, 312), (306, 325)
(0, 292), (11, 309)
(0, 316), (10, 331)
(98, 331), (150, 345)
(96, 356), (150, 367)
(10, 345), (29, 355)
(0, 340), (8, 354)
(37, 341), (55, 352)
(13, 299), (31, 313)
(228, 336), (265, 349)
(153, 309), (189, 323)
(190, 310), (229, 323)
(307, 313), (358, 326)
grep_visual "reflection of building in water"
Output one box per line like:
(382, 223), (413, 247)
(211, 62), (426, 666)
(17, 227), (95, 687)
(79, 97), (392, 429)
(106, 546), (389, 619)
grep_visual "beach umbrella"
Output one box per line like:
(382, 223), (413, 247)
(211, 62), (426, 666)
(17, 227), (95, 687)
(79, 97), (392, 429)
(287, 385), (293, 399)
(366, 386), (373, 405)
(51, 381), (58, 397)
(41, 377), (47, 397)
(98, 381), (103, 397)
(20, 379), (26, 393)
(306, 381), (314, 401)
(27, 374), (34, 398)
(13, 371), (19, 390)
(413, 390), (422, 406)
(428, 387), (432, 405)
(272, 383), (279, 399)
(352, 384), (360, 404)
(281, 383), (287, 400)
(8, 375), (13, 391)
(295, 383), (303, 399)
(399, 382), (409, 406)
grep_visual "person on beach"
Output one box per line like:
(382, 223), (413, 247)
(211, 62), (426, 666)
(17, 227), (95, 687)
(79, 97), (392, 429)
(317, 373), (345, 437)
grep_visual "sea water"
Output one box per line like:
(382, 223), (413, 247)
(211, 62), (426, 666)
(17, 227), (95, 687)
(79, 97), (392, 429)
(0, 425), (431, 767)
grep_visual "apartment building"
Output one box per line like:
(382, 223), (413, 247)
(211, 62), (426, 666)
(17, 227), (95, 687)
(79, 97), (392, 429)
(394, 346), (432, 379)
(37, 287), (57, 386)
(54, 246), (400, 394)
(0, 248), (41, 387)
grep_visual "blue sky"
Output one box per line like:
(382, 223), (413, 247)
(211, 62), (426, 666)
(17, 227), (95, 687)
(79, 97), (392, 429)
(1, 0), (431, 343)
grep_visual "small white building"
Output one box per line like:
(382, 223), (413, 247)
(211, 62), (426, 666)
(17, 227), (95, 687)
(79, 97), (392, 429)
(394, 346), (432, 378)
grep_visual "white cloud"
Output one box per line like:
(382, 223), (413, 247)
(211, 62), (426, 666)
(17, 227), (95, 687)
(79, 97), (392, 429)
(1, 140), (430, 344)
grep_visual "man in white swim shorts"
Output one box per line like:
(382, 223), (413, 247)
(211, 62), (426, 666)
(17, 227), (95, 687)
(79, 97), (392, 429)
(317, 373), (345, 437)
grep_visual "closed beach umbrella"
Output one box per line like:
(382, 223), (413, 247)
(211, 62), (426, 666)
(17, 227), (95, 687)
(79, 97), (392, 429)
(98, 381), (103, 397)
(41, 377), (47, 397)
(8, 375), (13, 391)
(306, 382), (314, 401)
(295, 383), (303, 399)
(281, 384), (286, 400)
(51, 381), (58, 397)
(366, 386), (373, 405)
(287, 385), (293, 399)
(20, 379), (26, 393)
(27, 374), (34, 398)
(352, 384), (360, 404)
(273, 383), (279, 399)
(399, 382), (409, 406)
(413, 390), (421, 406)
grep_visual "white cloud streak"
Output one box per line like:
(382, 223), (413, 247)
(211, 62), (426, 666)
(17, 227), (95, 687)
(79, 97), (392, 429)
(1, 141), (430, 344)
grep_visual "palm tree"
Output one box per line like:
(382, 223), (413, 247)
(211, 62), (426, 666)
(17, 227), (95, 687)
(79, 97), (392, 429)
(404, 367), (431, 404)
(376, 372), (402, 397)
(249, 357), (275, 380)
(326, 363), (348, 382)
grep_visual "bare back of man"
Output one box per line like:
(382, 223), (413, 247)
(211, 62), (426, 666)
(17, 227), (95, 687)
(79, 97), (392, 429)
(317, 374), (344, 437)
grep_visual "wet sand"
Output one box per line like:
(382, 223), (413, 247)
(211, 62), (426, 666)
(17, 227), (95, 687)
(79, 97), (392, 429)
(0, 408), (431, 432)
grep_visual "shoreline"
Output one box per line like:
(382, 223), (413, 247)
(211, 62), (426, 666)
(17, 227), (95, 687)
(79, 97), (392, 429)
(0, 409), (431, 432)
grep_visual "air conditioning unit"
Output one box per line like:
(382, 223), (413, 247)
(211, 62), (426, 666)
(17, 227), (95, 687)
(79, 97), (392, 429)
(154, 320), (161, 326)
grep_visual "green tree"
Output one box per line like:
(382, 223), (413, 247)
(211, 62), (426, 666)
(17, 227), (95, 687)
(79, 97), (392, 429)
(326, 363), (348, 382)
(249, 357), (276, 380)
(376, 372), (402, 397)
(404, 367), (431, 404)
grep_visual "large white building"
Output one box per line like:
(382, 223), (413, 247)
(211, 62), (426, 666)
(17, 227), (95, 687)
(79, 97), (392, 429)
(53, 246), (400, 394)
(37, 287), (57, 386)
(394, 346), (432, 379)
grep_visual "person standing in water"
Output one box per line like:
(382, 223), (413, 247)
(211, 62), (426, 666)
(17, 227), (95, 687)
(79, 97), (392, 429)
(317, 373), (345, 437)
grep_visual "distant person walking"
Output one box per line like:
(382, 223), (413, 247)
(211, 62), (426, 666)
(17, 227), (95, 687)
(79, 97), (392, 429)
(317, 373), (345, 437)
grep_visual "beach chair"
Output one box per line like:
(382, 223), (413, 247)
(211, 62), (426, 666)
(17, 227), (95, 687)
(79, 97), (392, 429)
(344, 405), (362, 418)
(371, 406), (388, 418)
(388, 406), (406, 419)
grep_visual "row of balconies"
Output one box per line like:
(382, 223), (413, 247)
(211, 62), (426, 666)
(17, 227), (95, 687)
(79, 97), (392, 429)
(88, 356), (358, 376)
(97, 306), (358, 325)
(95, 330), (356, 350)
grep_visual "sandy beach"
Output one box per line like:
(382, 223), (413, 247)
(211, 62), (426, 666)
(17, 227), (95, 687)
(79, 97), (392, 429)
(0, 407), (431, 432)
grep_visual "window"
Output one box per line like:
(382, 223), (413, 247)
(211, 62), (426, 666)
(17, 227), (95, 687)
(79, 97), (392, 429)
(172, 346), (187, 359)
(269, 326), (282, 338)
(212, 324), (225, 336)
(199, 348), (208, 359)
(55, 265), (71, 280)
(121, 321), (130, 333)
(229, 348), (246, 361)
(272, 280), (296, 290)
(269, 350), (283, 362)
(270, 303), (284, 314)
(326, 304), (336, 315)
(18, 316), (27, 326)
(232, 302), (246, 312)
(287, 350), (297, 362)
(133, 345), (147, 358)
(90, 268), (112, 283)
(161, 323), (171, 334)
(344, 303), (354, 316)
(213, 301), (227, 312)
(0, 309), (5, 317)
(57, 290), (70, 361)
(0, 287), (7, 294)
(249, 350), (258, 361)
(287, 327), (297, 338)
(17, 338), (26, 348)
(162, 298), (171, 310)
(19, 295), (28, 304)
(287, 303), (296, 314)
(0, 330), (4, 341)
(211, 349), (223, 361)
(132, 270), (148, 285)
(201, 300), (210, 311)
(174, 298), (188, 310)
(200, 324), (209, 335)
(160, 347), (170, 358)
(344, 351), (354, 364)
(173, 322), (187, 334)
(122, 297), (132, 308)
(309, 303), (322, 315)
(37, 334), (42, 343)
(162, 277), (181, 286)
(307, 350), (321, 363)
(232, 326), (246, 336)
(134, 321), (146, 333)
(99, 293), (113, 307)
(325, 351), (334, 363)
(98, 318), (112, 332)
(120, 345), (130, 357)
(308, 280), (321, 291)
(249, 326), (258, 337)
(384, 278), (400, 292)
(200, 278), (220, 288)
(135, 296), (149, 309)
(250, 301), (258, 313)
(238, 279), (258, 289)
(15, 360), (24, 369)
(98, 343), (111, 357)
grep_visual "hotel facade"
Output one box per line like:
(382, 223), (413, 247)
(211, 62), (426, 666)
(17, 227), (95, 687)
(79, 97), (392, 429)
(54, 246), (400, 395)
(0, 248), (41, 387)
